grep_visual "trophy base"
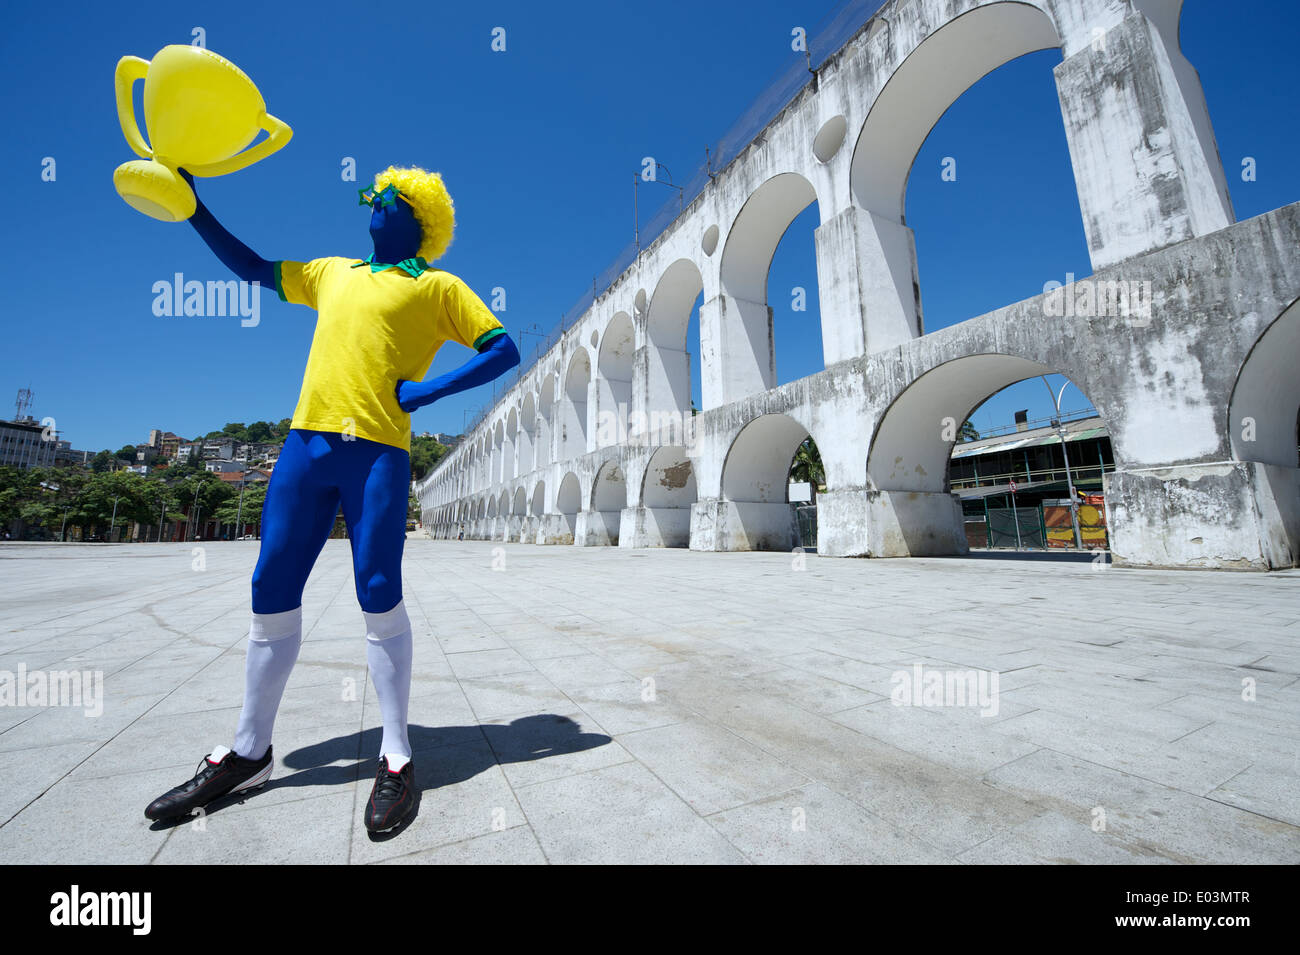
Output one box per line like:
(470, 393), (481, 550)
(114, 160), (196, 222)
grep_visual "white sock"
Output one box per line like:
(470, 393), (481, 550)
(232, 606), (303, 761)
(365, 601), (413, 761)
(384, 753), (410, 771)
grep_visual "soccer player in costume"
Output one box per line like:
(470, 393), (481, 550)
(144, 166), (519, 832)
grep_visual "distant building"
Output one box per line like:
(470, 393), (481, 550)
(950, 414), (1114, 550)
(147, 430), (185, 459)
(0, 417), (59, 469)
(205, 459), (244, 474)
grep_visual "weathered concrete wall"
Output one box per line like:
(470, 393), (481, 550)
(420, 0), (1300, 571)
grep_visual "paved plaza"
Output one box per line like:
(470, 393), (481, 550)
(0, 538), (1297, 864)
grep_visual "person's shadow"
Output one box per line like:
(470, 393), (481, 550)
(156, 715), (611, 839)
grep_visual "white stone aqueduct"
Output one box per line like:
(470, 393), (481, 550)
(418, 0), (1300, 570)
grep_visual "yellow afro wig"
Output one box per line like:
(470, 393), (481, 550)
(373, 165), (455, 262)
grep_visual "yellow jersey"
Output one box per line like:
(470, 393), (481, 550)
(275, 257), (504, 452)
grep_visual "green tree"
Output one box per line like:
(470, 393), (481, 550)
(409, 435), (448, 482)
(115, 444), (138, 461)
(788, 437), (825, 490)
(245, 420), (273, 443)
(959, 420), (980, 442)
(213, 482), (267, 533)
(90, 450), (116, 473)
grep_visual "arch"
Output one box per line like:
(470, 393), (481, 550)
(642, 446), (697, 508)
(721, 173), (819, 305)
(717, 172), (821, 400)
(557, 472), (582, 515)
(556, 471), (582, 545)
(636, 445), (697, 548)
(722, 413), (813, 503)
(512, 486), (527, 516)
(1229, 298), (1300, 467)
(530, 480), (546, 517)
(519, 393), (536, 474)
(850, 2), (1062, 220)
(597, 312), (635, 448)
(646, 260), (703, 421)
(715, 413), (814, 552)
(562, 349), (591, 459)
(588, 459), (627, 546)
(867, 354), (1061, 493)
(504, 407), (518, 480)
(538, 376), (556, 468)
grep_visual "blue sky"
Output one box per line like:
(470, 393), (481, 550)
(1, 0), (1296, 453)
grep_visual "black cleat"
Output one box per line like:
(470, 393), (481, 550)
(144, 745), (273, 821)
(365, 756), (416, 833)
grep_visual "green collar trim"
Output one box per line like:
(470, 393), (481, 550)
(352, 253), (429, 278)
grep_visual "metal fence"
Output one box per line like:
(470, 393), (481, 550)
(794, 504), (818, 551)
(461, 0), (890, 440)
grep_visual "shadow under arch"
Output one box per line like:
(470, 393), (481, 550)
(716, 411), (814, 551)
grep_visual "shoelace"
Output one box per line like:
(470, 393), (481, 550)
(374, 763), (407, 801)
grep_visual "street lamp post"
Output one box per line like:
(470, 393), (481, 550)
(1041, 377), (1083, 550)
(109, 495), (120, 543)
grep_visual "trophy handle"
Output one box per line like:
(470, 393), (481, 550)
(114, 56), (154, 160)
(186, 112), (293, 178)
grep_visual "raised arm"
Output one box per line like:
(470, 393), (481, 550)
(179, 169), (275, 289)
(396, 332), (521, 413)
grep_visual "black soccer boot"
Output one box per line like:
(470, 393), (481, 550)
(143, 744), (274, 821)
(365, 755), (416, 833)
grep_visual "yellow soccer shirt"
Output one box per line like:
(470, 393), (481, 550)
(274, 257), (504, 453)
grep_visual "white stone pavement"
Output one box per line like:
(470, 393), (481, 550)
(0, 538), (1296, 864)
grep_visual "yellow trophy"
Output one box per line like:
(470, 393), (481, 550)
(113, 45), (292, 222)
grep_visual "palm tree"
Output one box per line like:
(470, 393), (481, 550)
(788, 437), (825, 491)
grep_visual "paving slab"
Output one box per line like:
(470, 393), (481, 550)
(0, 538), (1296, 864)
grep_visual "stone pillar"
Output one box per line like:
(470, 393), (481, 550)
(619, 505), (692, 548)
(690, 499), (795, 552)
(864, 490), (968, 558)
(1106, 462), (1300, 570)
(698, 294), (774, 409)
(815, 206), (922, 357)
(1054, 13), (1233, 271)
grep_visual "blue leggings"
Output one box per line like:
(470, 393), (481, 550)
(251, 429), (409, 614)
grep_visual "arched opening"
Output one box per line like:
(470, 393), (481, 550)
(851, 2), (1069, 340)
(504, 408), (518, 481)
(562, 350), (591, 460)
(527, 479), (545, 544)
(512, 486), (527, 516)
(646, 260), (703, 424)
(587, 459), (626, 546)
(519, 393), (536, 475)
(1229, 299), (1300, 468)
(637, 445), (697, 548)
(867, 355), (1111, 556)
(718, 172), (822, 403)
(537, 378), (555, 469)
(718, 413), (812, 551)
(555, 471), (581, 545)
(597, 312), (635, 448)
(491, 420), (504, 485)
